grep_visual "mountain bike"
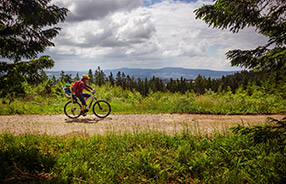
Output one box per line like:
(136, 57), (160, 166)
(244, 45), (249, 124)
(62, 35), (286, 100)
(64, 92), (111, 119)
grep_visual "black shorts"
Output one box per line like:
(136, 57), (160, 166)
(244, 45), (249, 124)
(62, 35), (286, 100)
(76, 93), (91, 106)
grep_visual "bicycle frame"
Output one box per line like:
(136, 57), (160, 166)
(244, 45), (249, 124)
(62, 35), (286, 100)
(72, 93), (98, 110)
(86, 94), (97, 110)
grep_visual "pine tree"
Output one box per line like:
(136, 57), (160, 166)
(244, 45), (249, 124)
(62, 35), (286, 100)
(108, 72), (115, 86)
(195, 0), (286, 72)
(60, 71), (65, 82)
(194, 75), (206, 94)
(94, 67), (106, 86)
(116, 71), (122, 86)
(88, 69), (94, 84)
(0, 0), (68, 61)
(52, 75), (57, 84)
(74, 73), (80, 81)
(144, 78), (149, 96)
(137, 78), (144, 95)
(121, 72), (126, 90)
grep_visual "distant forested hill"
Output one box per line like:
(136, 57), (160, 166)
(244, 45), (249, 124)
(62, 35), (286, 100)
(46, 67), (239, 80)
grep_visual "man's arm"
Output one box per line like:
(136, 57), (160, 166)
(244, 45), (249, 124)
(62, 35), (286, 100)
(84, 83), (94, 92)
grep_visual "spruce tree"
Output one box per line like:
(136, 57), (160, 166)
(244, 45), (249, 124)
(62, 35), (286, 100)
(195, 0), (286, 71)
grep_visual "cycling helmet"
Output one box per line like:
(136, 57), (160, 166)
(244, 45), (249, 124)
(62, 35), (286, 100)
(82, 74), (90, 80)
(65, 83), (71, 87)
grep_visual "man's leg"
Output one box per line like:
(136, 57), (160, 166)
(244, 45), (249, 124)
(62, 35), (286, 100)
(76, 94), (87, 113)
(82, 93), (91, 102)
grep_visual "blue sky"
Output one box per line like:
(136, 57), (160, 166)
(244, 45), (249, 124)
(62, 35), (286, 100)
(46, 0), (268, 71)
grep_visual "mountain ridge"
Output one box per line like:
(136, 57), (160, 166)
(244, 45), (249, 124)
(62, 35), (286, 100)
(46, 67), (240, 80)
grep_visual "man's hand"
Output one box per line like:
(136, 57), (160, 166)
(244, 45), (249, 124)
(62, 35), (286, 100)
(92, 89), (96, 94)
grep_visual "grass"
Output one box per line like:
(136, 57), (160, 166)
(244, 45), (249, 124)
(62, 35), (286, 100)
(1, 83), (285, 183)
(1, 123), (285, 183)
(0, 93), (286, 115)
(1, 86), (285, 115)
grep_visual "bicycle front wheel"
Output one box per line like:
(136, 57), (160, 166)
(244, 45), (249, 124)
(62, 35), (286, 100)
(92, 100), (111, 118)
(64, 101), (82, 119)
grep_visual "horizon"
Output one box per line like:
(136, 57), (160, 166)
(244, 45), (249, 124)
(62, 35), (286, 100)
(46, 66), (240, 80)
(46, 66), (242, 72)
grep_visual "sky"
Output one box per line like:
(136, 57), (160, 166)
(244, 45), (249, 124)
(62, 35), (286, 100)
(45, 0), (269, 71)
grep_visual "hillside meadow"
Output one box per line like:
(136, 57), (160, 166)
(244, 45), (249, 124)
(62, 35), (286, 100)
(1, 82), (285, 183)
(0, 81), (286, 115)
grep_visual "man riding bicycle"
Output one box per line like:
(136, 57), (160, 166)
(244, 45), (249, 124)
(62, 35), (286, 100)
(72, 74), (95, 116)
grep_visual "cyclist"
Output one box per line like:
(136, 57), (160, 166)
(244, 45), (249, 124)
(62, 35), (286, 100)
(73, 74), (95, 116)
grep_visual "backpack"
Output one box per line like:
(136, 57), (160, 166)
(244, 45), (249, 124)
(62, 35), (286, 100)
(71, 81), (81, 93)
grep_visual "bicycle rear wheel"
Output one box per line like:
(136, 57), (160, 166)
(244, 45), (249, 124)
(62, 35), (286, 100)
(64, 101), (82, 119)
(92, 100), (111, 118)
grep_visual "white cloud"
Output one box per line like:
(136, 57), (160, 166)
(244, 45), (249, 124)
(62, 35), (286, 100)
(47, 0), (269, 71)
(53, 0), (142, 21)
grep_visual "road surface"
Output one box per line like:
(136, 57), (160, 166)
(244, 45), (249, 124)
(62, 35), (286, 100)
(0, 114), (284, 136)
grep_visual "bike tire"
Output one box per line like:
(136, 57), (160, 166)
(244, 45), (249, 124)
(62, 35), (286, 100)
(92, 100), (111, 118)
(64, 101), (82, 119)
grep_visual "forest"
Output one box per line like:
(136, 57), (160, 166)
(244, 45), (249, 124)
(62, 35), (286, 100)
(1, 67), (285, 115)
(57, 66), (286, 97)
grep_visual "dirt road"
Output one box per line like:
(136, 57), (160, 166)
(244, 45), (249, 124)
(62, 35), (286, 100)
(0, 114), (284, 136)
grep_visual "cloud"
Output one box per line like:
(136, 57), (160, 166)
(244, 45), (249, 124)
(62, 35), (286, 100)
(50, 5), (157, 57)
(48, 0), (268, 71)
(53, 0), (142, 22)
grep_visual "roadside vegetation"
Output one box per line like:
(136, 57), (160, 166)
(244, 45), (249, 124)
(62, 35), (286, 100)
(1, 117), (285, 183)
(1, 64), (286, 115)
(0, 79), (285, 115)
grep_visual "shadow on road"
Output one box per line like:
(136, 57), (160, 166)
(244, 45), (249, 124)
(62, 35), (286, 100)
(64, 117), (112, 124)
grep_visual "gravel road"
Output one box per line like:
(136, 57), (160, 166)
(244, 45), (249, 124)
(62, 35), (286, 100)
(0, 114), (284, 136)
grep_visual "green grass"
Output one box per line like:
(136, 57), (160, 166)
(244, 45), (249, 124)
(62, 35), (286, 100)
(1, 125), (285, 183)
(1, 84), (286, 115)
(1, 83), (285, 183)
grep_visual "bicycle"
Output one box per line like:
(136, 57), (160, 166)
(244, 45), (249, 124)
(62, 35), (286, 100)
(64, 92), (111, 119)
